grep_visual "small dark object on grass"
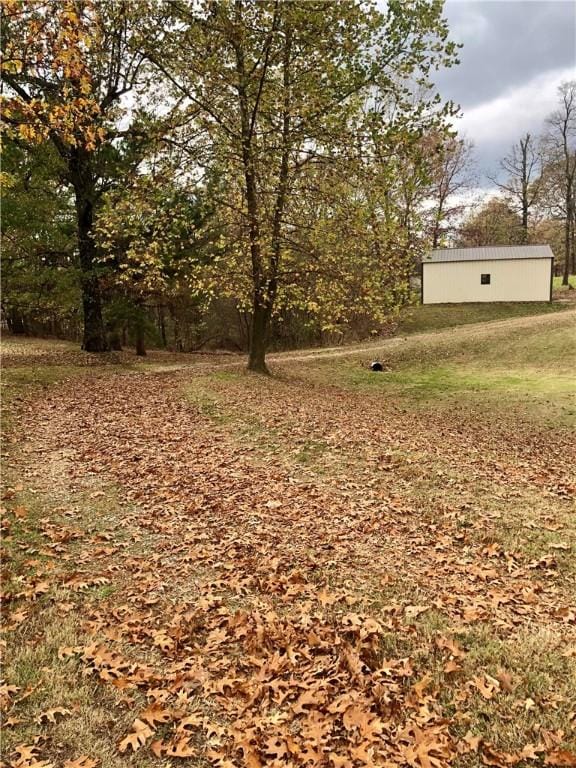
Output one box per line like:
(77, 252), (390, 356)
(370, 361), (383, 372)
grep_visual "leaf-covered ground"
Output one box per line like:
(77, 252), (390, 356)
(2, 312), (575, 768)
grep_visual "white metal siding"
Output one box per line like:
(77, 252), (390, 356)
(422, 258), (551, 304)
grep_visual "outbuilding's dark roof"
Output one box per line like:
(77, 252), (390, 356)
(424, 245), (554, 263)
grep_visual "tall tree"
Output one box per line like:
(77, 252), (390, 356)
(491, 133), (542, 243)
(543, 81), (576, 285)
(1, 140), (79, 337)
(427, 135), (476, 248)
(537, 153), (575, 277)
(1, 0), (154, 350)
(456, 197), (525, 248)
(146, 0), (458, 372)
(95, 152), (218, 356)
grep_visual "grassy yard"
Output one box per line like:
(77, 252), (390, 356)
(299, 311), (576, 427)
(2, 311), (575, 768)
(395, 299), (569, 336)
(553, 275), (576, 291)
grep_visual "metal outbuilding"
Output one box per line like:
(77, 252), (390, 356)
(421, 245), (554, 304)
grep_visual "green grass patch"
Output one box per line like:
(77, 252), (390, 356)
(2, 363), (87, 398)
(338, 363), (575, 402)
(185, 377), (337, 474)
(455, 624), (576, 749)
(396, 301), (568, 336)
(187, 386), (234, 424)
(553, 274), (576, 290)
(292, 439), (330, 465)
(292, 312), (576, 427)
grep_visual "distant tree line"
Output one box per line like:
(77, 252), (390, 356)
(455, 82), (576, 285)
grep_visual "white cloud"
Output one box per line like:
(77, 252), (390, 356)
(448, 7), (490, 45)
(455, 67), (574, 145)
(422, 187), (503, 222)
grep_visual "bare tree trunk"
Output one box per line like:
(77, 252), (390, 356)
(135, 328), (146, 356)
(550, 86), (576, 285)
(77, 210), (108, 351)
(250, 25), (293, 375)
(248, 302), (270, 373)
(432, 218), (441, 249)
(563, 192), (573, 286)
(521, 203), (529, 243)
(233, 306), (251, 351)
(134, 299), (147, 356)
(168, 301), (181, 351)
(494, 133), (539, 245)
(570, 201), (576, 275)
(236, 34), (268, 373)
(520, 135), (530, 244)
(109, 331), (123, 351)
(158, 304), (167, 348)
(70, 149), (109, 352)
(6, 309), (28, 335)
(234, 0), (280, 374)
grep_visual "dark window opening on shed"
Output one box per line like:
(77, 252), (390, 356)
(481, 273), (491, 285)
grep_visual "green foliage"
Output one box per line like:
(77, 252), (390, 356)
(1, 141), (80, 335)
(145, 0), (460, 367)
(457, 198), (526, 247)
(94, 163), (222, 352)
(302, 311), (576, 425)
(96, 170), (216, 298)
(1, 0), (171, 350)
(1, 0), (464, 356)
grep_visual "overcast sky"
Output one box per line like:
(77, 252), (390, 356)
(432, 0), (576, 187)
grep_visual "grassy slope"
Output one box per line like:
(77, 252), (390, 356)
(395, 299), (569, 336)
(293, 311), (576, 427)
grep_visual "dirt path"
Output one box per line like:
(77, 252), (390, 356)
(2, 308), (573, 375)
(271, 308), (576, 363)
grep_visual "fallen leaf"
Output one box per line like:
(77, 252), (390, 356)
(118, 718), (154, 753)
(545, 750), (576, 767)
(463, 732), (482, 752)
(496, 670), (514, 693)
(165, 737), (196, 757)
(518, 744), (541, 761)
(36, 707), (72, 724)
(63, 757), (99, 768)
(405, 604), (430, 619)
(140, 703), (172, 728)
(5, 715), (25, 727)
(472, 675), (500, 700)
